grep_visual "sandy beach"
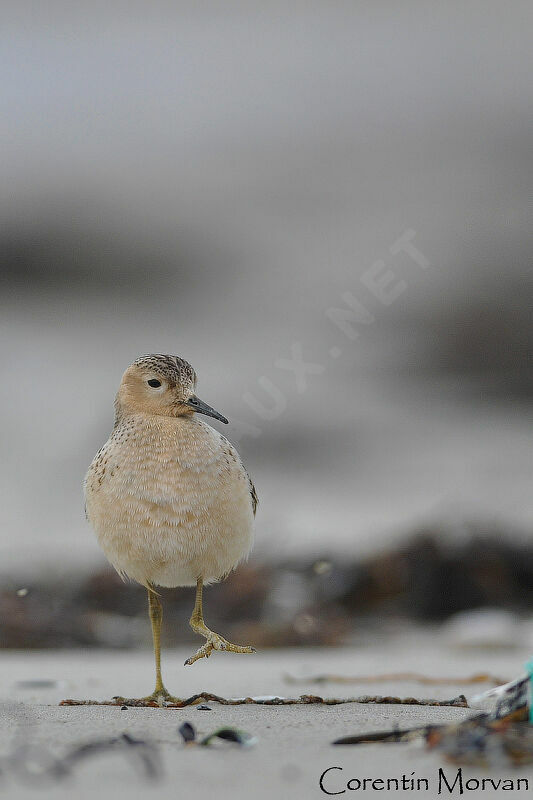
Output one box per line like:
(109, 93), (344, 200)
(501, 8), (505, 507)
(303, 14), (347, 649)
(1, 630), (532, 799)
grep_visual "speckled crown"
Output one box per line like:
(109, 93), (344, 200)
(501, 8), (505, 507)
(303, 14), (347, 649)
(133, 354), (197, 387)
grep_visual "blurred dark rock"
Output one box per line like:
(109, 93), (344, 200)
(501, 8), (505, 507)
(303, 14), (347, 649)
(1, 521), (532, 649)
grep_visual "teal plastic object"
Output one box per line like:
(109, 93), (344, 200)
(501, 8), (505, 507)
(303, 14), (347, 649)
(526, 660), (533, 723)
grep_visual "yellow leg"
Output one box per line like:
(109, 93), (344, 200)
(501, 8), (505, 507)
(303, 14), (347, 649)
(143, 588), (179, 703)
(184, 578), (256, 666)
(112, 587), (181, 706)
(149, 589), (165, 694)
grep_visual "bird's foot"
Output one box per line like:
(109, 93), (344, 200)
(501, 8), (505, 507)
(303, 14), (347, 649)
(143, 687), (182, 706)
(184, 631), (256, 666)
(115, 688), (181, 707)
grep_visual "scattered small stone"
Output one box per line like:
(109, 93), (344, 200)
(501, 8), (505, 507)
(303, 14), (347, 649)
(196, 705), (211, 711)
(200, 727), (257, 747)
(179, 722), (196, 743)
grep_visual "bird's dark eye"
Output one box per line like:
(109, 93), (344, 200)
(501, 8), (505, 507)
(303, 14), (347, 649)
(147, 378), (162, 388)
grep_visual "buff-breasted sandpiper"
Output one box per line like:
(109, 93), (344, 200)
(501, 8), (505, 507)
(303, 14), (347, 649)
(85, 354), (257, 703)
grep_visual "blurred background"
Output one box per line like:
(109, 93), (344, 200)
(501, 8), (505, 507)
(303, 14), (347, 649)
(1, 0), (532, 651)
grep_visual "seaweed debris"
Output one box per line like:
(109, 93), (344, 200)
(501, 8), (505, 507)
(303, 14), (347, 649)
(60, 692), (468, 709)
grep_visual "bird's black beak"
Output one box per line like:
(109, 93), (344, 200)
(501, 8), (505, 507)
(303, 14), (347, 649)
(185, 395), (229, 424)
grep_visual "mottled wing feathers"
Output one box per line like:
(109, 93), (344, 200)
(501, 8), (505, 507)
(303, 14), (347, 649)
(248, 474), (258, 516)
(218, 432), (258, 517)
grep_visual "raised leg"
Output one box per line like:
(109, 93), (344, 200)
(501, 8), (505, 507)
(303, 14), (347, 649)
(184, 577), (256, 665)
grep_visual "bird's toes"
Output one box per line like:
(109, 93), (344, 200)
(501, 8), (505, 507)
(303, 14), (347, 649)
(185, 636), (255, 664)
(213, 637), (256, 655)
(184, 642), (213, 665)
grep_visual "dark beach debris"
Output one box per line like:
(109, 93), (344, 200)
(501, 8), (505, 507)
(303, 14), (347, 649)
(426, 717), (533, 767)
(334, 723), (439, 745)
(285, 671), (506, 687)
(5, 733), (161, 785)
(196, 704), (212, 711)
(470, 672), (529, 721)
(200, 728), (257, 747)
(60, 692), (468, 708)
(63, 733), (160, 779)
(333, 671), (533, 766)
(178, 722), (256, 747)
(179, 722), (197, 743)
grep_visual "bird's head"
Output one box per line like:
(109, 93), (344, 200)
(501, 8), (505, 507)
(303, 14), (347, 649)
(115, 354), (228, 424)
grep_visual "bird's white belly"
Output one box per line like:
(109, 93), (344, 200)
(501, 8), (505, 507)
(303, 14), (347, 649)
(85, 421), (255, 587)
(89, 476), (254, 586)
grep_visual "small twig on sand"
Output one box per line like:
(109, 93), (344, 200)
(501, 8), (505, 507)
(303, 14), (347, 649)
(284, 672), (506, 687)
